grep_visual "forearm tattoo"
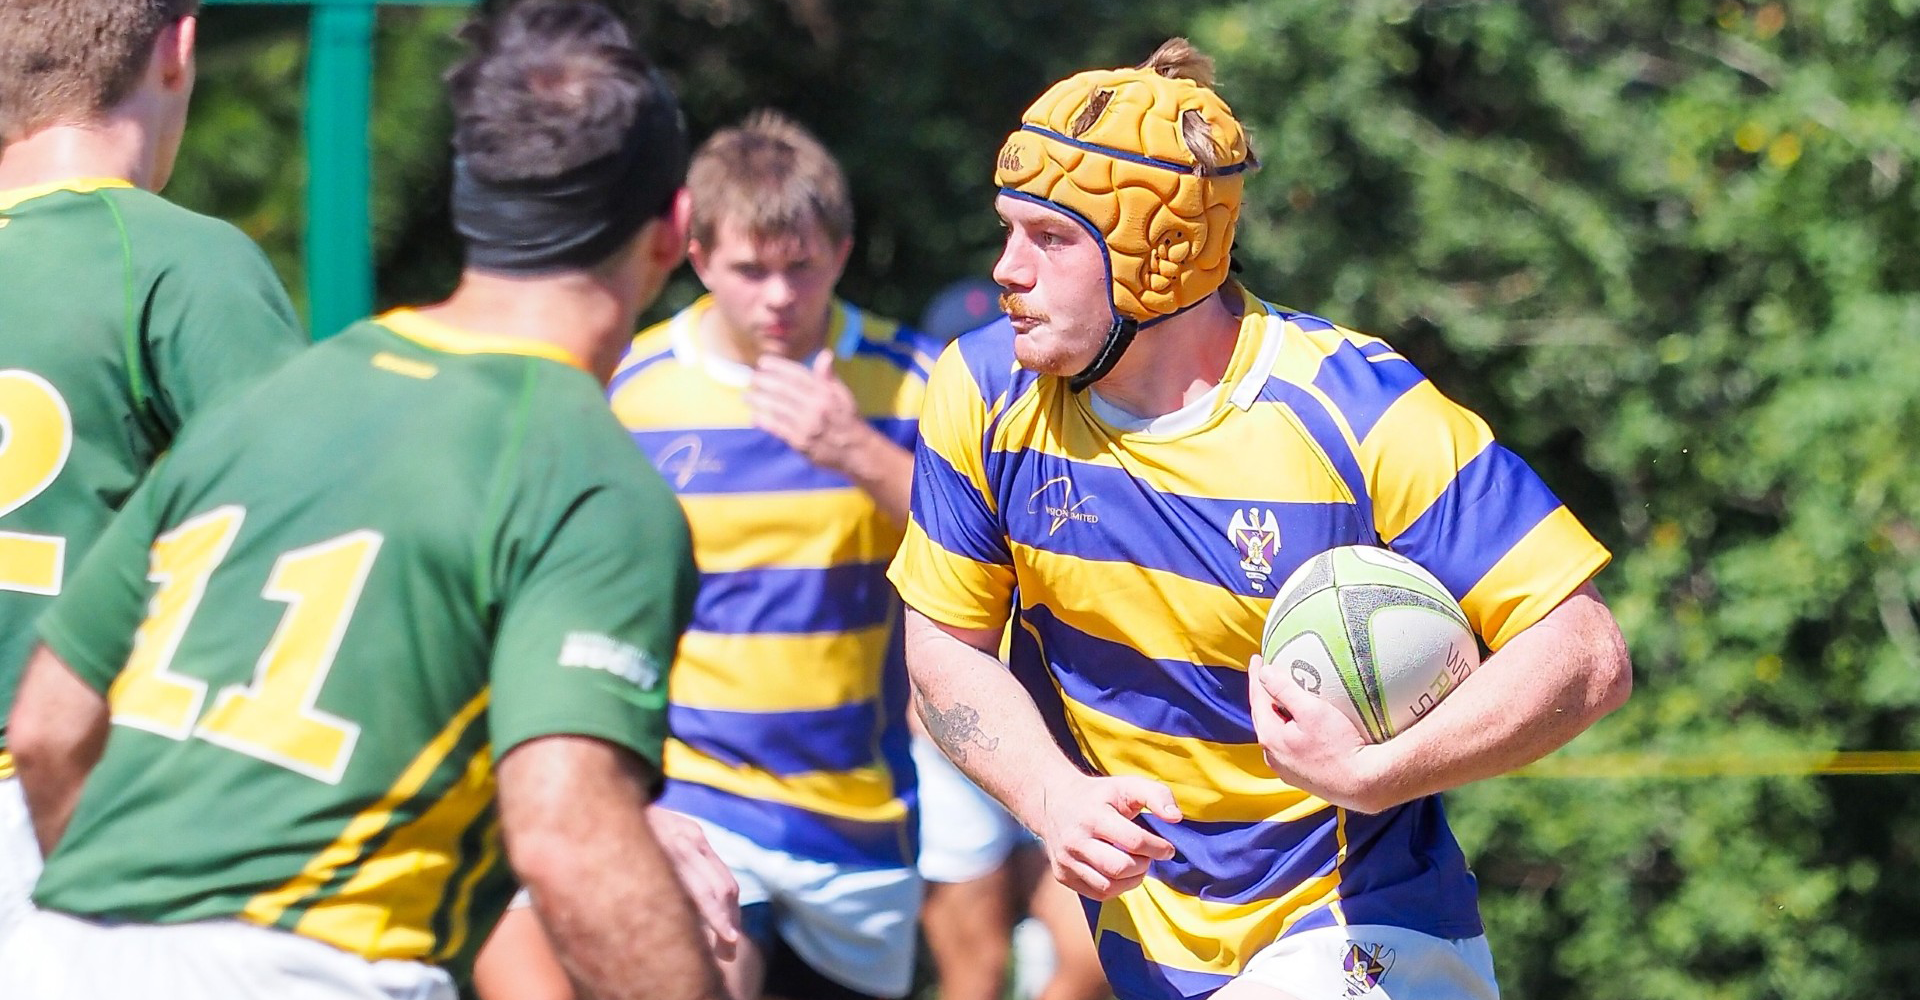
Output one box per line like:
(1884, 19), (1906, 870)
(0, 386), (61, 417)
(917, 691), (1001, 765)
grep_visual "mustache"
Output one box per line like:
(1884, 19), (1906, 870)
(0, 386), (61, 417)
(1000, 292), (1044, 323)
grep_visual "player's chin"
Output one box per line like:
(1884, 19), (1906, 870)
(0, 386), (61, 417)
(1011, 338), (1086, 377)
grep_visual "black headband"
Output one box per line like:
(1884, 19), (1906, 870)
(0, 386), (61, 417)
(452, 69), (689, 274)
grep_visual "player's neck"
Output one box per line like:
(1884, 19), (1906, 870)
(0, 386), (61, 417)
(1090, 290), (1245, 420)
(0, 117), (162, 193)
(424, 271), (635, 384)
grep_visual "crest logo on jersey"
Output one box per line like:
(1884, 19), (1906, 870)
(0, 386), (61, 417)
(1342, 942), (1395, 996)
(654, 434), (723, 489)
(1026, 476), (1098, 536)
(1228, 507), (1281, 592)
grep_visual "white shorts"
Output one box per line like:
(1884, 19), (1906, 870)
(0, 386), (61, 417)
(695, 817), (922, 998)
(0, 908), (457, 999)
(0, 773), (41, 950)
(911, 734), (1028, 884)
(1240, 924), (1499, 999)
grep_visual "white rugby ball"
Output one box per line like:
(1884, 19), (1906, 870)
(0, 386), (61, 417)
(1260, 545), (1479, 742)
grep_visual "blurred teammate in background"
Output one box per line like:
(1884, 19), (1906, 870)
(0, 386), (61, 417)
(912, 277), (1108, 1000)
(1, 3), (729, 998)
(889, 39), (1632, 1000)
(490, 110), (936, 1000)
(0, 0), (308, 946)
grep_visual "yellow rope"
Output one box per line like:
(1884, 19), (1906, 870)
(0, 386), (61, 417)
(1513, 750), (1920, 779)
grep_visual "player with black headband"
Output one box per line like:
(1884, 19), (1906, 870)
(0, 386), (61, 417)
(0, 3), (728, 998)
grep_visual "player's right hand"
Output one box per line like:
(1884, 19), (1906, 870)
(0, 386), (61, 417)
(1037, 773), (1181, 900)
(646, 806), (742, 961)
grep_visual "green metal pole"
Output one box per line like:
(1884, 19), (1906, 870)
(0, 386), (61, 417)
(304, 1), (376, 339)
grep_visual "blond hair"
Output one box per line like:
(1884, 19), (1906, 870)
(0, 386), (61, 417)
(686, 110), (853, 249)
(1141, 37), (1254, 176)
(1138, 37), (1215, 86)
(0, 0), (199, 140)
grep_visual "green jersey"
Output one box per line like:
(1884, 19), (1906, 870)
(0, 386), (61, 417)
(0, 178), (305, 749)
(33, 309), (697, 968)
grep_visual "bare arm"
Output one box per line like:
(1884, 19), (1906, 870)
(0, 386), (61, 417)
(905, 609), (1072, 824)
(497, 735), (725, 1000)
(1254, 581), (1631, 813)
(906, 609), (1178, 898)
(7, 645), (111, 854)
(746, 353), (912, 524)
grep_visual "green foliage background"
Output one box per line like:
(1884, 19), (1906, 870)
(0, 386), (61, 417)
(174, 1), (1920, 996)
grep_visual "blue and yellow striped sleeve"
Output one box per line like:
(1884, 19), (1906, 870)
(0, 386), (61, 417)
(1311, 332), (1610, 649)
(886, 339), (1015, 633)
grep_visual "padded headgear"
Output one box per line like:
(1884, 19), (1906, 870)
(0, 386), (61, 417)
(994, 62), (1251, 324)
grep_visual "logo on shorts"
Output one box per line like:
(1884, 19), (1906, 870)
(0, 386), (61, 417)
(1027, 476), (1098, 535)
(1342, 941), (1396, 996)
(1227, 507), (1281, 592)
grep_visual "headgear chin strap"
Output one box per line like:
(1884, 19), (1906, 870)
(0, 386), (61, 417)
(995, 60), (1252, 390)
(453, 68), (689, 275)
(1067, 317), (1138, 393)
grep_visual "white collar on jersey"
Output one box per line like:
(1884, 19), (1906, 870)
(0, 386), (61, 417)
(669, 298), (864, 388)
(1227, 299), (1286, 412)
(1087, 381), (1225, 434)
(1085, 298), (1282, 435)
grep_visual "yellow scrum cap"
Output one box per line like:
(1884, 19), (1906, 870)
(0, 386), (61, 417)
(994, 53), (1252, 323)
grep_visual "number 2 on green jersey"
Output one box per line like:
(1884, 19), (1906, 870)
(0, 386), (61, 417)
(0, 369), (74, 596)
(109, 506), (379, 784)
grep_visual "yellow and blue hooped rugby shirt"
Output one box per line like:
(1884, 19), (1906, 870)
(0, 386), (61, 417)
(612, 296), (939, 869)
(887, 286), (1610, 998)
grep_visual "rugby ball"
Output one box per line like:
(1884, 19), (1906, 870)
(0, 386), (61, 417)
(1259, 545), (1479, 743)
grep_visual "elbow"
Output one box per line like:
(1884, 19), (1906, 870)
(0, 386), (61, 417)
(1589, 620), (1633, 720)
(504, 824), (577, 899)
(496, 735), (658, 900)
(7, 703), (62, 778)
(503, 793), (612, 903)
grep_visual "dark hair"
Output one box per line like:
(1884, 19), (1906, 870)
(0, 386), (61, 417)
(0, 0), (199, 140)
(444, 0), (662, 183)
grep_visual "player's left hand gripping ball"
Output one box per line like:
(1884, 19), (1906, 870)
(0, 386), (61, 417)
(1247, 654), (1379, 812)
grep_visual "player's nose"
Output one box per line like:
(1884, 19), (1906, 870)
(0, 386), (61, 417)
(991, 241), (1031, 292)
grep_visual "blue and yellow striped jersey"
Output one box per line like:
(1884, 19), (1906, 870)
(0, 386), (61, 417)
(887, 287), (1610, 998)
(611, 296), (939, 869)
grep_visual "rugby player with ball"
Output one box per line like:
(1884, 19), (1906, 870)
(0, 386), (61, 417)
(888, 37), (1632, 1000)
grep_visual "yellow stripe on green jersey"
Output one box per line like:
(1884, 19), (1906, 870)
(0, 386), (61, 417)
(888, 286), (1610, 998)
(241, 690), (491, 935)
(611, 296), (938, 867)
